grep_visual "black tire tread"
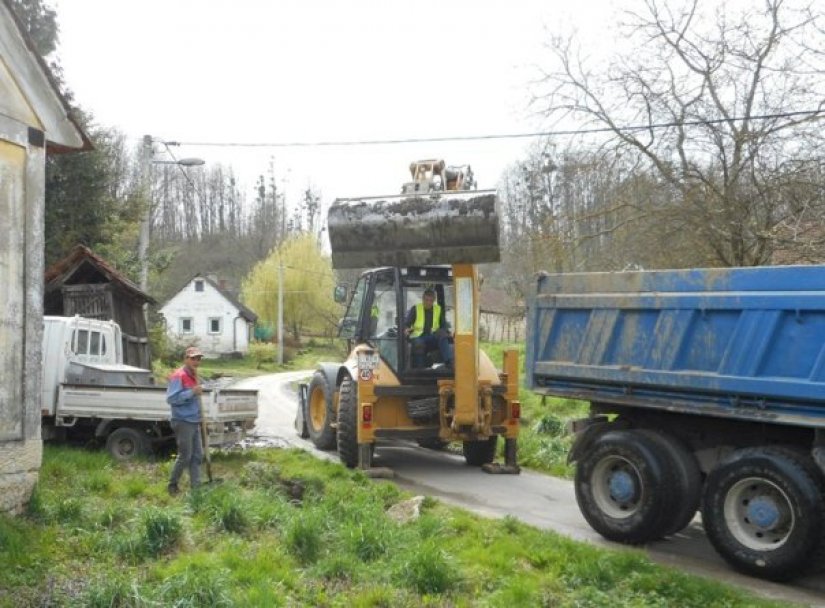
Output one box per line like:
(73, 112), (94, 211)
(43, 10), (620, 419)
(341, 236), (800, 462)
(463, 436), (498, 466)
(574, 428), (681, 544)
(637, 429), (702, 536)
(306, 370), (336, 450)
(701, 446), (825, 581)
(336, 376), (359, 468)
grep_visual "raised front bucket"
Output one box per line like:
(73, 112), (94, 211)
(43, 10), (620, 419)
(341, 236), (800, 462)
(327, 190), (500, 269)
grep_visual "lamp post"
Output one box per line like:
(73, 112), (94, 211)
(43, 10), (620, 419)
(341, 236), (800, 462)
(138, 135), (205, 294)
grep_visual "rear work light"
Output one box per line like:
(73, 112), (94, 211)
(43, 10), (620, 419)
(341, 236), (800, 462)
(362, 404), (373, 423)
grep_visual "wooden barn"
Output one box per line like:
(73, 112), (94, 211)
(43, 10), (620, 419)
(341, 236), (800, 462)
(44, 245), (156, 368)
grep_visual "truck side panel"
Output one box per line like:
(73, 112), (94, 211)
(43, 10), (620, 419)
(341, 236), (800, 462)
(526, 265), (825, 428)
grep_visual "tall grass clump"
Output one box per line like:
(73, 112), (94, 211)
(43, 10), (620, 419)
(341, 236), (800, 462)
(285, 512), (324, 564)
(156, 567), (233, 608)
(115, 507), (182, 561)
(141, 507), (183, 556)
(395, 541), (458, 595)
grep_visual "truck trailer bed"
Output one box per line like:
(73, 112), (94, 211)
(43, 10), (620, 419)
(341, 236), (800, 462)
(526, 265), (825, 428)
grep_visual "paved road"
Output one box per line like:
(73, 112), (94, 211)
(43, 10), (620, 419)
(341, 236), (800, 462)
(237, 371), (825, 607)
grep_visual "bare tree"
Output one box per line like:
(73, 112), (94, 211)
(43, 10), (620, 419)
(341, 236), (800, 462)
(536, 0), (825, 266)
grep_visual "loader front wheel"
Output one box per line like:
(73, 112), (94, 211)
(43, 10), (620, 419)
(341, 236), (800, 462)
(307, 371), (336, 450)
(336, 376), (359, 468)
(463, 436), (498, 466)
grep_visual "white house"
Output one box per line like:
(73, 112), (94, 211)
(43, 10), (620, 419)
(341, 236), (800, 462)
(0, 0), (88, 514)
(160, 275), (258, 356)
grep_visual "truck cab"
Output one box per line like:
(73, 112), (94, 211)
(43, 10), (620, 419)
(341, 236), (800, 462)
(41, 316), (131, 416)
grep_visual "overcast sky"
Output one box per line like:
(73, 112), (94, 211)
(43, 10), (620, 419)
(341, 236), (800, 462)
(54, 1), (616, 206)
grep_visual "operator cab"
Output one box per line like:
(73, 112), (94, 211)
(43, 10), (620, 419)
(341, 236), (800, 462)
(337, 266), (455, 381)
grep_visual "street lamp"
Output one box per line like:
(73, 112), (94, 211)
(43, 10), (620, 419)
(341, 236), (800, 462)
(138, 135), (205, 294)
(152, 158), (205, 167)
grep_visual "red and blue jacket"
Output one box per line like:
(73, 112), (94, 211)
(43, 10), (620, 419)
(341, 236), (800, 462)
(166, 366), (201, 423)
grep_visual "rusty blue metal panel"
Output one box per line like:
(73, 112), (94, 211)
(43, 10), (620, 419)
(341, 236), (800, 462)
(525, 265), (825, 428)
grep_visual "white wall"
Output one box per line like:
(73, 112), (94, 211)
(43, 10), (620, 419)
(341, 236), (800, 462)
(160, 278), (252, 356)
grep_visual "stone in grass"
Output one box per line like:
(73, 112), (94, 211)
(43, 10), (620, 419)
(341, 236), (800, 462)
(387, 496), (426, 524)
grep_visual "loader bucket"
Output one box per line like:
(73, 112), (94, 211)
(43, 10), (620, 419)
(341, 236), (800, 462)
(327, 190), (500, 269)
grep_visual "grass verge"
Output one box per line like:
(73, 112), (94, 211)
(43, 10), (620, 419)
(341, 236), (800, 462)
(0, 445), (791, 607)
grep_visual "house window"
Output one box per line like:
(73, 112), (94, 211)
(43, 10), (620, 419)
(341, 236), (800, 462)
(194, 280), (204, 292)
(180, 318), (193, 334)
(208, 317), (222, 334)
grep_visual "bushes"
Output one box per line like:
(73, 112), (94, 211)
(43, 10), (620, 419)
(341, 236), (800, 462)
(247, 340), (278, 369)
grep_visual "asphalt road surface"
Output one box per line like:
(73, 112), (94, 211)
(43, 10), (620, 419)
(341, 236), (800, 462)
(236, 371), (825, 607)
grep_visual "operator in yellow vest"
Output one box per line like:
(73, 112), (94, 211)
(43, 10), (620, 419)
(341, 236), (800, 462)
(404, 288), (454, 368)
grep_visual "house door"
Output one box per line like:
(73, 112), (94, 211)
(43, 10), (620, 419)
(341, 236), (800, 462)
(0, 140), (26, 441)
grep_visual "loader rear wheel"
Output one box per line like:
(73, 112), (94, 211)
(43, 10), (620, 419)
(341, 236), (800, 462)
(307, 371), (336, 450)
(574, 429), (679, 544)
(336, 376), (359, 468)
(701, 447), (825, 581)
(106, 427), (151, 462)
(463, 436), (498, 466)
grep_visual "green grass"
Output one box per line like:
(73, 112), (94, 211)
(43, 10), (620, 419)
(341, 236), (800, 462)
(0, 445), (793, 607)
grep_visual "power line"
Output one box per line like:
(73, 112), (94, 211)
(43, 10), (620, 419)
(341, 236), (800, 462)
(175, 109), (824, 149)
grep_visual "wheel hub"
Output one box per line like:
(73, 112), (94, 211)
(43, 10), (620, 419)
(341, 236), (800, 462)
(746, 496), (781, 530)
(608, 470), (638, 504)
(723, 476), (794, 550)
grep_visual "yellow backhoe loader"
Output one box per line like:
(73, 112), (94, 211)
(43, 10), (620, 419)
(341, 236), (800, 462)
(296, 160), (520, 472)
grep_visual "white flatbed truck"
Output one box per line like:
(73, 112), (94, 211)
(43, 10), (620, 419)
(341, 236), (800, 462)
(41, 316), (258, 460)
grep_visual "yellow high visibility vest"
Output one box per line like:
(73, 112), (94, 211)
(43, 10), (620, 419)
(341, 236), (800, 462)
(410, 302), (441, 338)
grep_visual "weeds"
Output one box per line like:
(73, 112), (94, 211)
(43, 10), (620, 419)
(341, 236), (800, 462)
(395, 541), (458, 595)
(0, 444), (790, 608)
(285, 512), (324, 564)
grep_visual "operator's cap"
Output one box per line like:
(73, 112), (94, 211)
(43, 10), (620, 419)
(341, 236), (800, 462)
(185, 346), (203, 359)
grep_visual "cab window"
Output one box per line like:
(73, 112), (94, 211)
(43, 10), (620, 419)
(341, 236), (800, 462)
(339, 277), (368, 339)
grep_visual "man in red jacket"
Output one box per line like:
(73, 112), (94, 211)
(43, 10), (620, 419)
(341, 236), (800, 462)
(166, 346), (204, 495)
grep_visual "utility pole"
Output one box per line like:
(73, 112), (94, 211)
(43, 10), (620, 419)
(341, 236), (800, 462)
(278, 260), (284, 365)
(137, 134), (153, 293)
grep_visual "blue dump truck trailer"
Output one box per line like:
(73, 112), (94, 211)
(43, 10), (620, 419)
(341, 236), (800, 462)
(526, 265), (825, 581)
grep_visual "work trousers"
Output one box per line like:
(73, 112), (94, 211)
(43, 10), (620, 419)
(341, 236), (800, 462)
(169, 420), (203, 489)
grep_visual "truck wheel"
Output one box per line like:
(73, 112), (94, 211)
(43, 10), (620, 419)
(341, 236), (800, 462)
(336, 376), (359, 468)
(106, 427), (151, 462)
(701, 447), (825, 581)
(574, 429), (678, 544)
(307, 370), (336, 450)
(463, 436), (498, 466)
(638, 429), (701, 535)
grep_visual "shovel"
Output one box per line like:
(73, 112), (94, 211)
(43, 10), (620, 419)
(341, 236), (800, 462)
(197, 383), (221, 485)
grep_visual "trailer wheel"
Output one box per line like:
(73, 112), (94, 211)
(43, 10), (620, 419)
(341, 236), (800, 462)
(575, 429), (678, 544)
(701, 447), (825, 581)
(306, 370), (337, 450)
(463, 436), (498, 466)
(336, 376), (359, 468)
(637, 429), (701, 535)
(106, 427), (151, 462)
